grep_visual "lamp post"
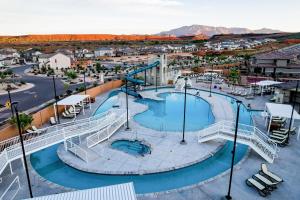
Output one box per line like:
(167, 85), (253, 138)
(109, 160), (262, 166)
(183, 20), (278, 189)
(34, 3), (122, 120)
(209, 65), (213, 97)
(7, 88), (14, 118)
(125, 74), (130, 130)
(52, 76), (60, 124)
(155, 66), (158, 92)
(83, 70), (86, 95)
(225, 100), (242, 200)
(11, 102), (33, 198)
(180, 77), (188, 144)
(287, 80), (299, 143)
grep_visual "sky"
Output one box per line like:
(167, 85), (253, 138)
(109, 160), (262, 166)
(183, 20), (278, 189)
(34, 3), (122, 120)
(0, 0), (299, 35)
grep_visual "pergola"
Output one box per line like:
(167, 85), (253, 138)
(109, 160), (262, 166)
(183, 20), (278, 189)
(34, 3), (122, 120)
(54, 94), (91, 119)
(264, 103), (300, 139)
(251, 80), (282, 96)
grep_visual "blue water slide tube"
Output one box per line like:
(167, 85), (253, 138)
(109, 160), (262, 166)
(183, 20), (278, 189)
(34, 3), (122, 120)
(122, 61), (160, 97)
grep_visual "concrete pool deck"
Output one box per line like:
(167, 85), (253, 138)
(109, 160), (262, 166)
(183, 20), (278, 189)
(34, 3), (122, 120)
(1, 85), (300, 200)
(57, 88), (234, 175)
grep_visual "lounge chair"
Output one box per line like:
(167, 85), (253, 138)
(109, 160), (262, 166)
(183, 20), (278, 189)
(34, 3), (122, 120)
(62, 112), (74, 118)
(26, 129), (34, 134)
(259, 164), (283, 183)
(272, 118), (286, 124)
(269, 133), (288, 140)
(272, 129), (288, 135)
(269, 96), (276, 102)
(280, 127), (297, 135)
(50, 117), (57, 125)
(253, 174), (278, 190)
(268, 137), (287, 147)
(69, 107), (80, 114)
(31, 126), (43, 134)
(246, 178), (270, 197)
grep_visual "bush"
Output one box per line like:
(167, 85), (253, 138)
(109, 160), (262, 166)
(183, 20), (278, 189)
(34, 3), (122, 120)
(66, 70), (78, 79)
(10, 113), (33, 133)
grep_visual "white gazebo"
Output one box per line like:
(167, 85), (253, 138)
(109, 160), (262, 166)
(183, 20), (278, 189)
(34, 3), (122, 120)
(251, 80), (282, 96)
(54, 94), (91, 119)
(264, 103), (300, 138)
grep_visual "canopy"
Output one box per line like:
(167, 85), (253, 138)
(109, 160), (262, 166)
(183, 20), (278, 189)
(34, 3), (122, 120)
(250, 80), (282, 96)
(251, 80), (282, 87)
(54, 94), (91, 119)
(264, 103), (300, 135)
(57, 95), (90, 106)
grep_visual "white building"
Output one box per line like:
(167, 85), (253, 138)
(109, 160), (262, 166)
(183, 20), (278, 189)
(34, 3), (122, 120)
(94, 47), (115, 57)
(38, 53), (72, 70)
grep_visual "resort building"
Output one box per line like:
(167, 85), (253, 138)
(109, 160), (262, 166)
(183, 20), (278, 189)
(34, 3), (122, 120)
(249, 44), (300, 77)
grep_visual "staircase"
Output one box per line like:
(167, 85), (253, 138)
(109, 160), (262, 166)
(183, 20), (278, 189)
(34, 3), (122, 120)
(198, 121), (278, 163)
(86, 112), (127, 148)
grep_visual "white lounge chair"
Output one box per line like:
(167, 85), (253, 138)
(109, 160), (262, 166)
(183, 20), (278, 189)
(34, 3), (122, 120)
(259, 164), (283, 183)
(280, 127), (297, 135)
(253, 174), (278, 190)
(62, 112), (74, 118)
(246, 178), (270, 197)
(26, 129), (34, 134)
(31, 126), (42, 134)
(50, 117), (57, 125)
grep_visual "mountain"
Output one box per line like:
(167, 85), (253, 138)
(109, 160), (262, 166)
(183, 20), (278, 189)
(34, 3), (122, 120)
(158, 25), (282, 37)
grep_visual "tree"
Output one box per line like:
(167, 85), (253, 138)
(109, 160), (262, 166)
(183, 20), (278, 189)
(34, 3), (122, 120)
(66, 70), (78, 79)
(229, 67), (240, 86)
(10, 113), (33, 133)
(96, 62), (102, 73)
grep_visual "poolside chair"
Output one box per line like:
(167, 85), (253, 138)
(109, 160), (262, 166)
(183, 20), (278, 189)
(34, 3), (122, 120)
(252, 174), (279, 190)
(50, 117), (57, 125)
(272, 118), (286, 124)
(31, 126), (43, 134)
(269, 96), (276, 102)
(268, 137), (287, 147)
(272, 129), (288, 135)
(269, 133), (288, 140)
(246, 178), (271, 197)
(62, 112), (74, 118)
(280, 127), (297, 135)
(26, 129), (34, 134)
(69, 107), (80, 114)
(259, 164), (283, 183)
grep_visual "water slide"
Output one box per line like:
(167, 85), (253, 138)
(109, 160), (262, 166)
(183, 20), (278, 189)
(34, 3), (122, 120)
(121, 61), (160, 97)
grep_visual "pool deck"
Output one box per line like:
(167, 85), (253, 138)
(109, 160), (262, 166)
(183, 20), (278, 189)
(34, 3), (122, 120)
(57, 88), (234, 175)
(1, 85), (300, 200)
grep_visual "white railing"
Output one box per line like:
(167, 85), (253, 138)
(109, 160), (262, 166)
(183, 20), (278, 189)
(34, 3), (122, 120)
(87, 113), (127, 148)
(0, 111), (113, 152)
(0, 111), (123, 175)
(0, 150), (8, 175)
(66, 140), (89, 163)
(0, 176), (20, 200)
(198, 120), (278, 163)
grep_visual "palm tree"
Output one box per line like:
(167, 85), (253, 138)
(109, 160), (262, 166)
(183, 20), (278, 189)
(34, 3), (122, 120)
(10, 113), (33, 133)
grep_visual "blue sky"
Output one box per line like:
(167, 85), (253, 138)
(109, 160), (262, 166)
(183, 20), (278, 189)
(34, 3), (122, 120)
(0, 0), (299, 35)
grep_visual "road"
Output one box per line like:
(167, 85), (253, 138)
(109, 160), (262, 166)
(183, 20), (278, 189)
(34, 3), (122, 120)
(0, 65), (86, 122)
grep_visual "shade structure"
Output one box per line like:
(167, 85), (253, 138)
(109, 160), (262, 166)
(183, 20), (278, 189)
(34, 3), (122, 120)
(251, 80), (282, 96)
(54, 94), (91, 119)
(264, 103), (300, 138)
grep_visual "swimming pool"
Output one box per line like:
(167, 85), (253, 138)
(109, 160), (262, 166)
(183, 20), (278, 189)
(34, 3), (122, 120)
(30, 89), (256, 194)
(134, 92), (215, 131)
(111, 139), (151, 156)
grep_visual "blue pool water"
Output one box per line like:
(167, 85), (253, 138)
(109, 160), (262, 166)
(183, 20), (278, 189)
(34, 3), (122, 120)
(93, 90), (120, 115)
(30, 89), (257, 194)
(111, 140), (151, 156)
(134, 92), (215, 131)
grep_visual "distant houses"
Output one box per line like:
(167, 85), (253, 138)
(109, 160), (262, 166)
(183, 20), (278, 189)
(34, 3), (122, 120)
(0, 48), (20, 67)
(94, 47), (115, 57)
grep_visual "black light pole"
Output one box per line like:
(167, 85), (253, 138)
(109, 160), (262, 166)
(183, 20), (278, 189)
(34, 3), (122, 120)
(209, 65), (213, 97)
(225, 100), (242, 200)
(125, 74), (130, 130)
(83, 70), (86, 95)
(287, 80), (299, 143)
(7, 89), (14, 118)
(12, 102), (33, 198)
(180, 77), (188, 144)
(52, 76), (60, 124)
(144, 70), (147, 87)
(155, 66), (158, 92)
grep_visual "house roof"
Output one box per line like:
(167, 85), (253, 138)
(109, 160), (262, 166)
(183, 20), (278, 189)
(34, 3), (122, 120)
(95, 47), (114, 51)
(254, 44), (300, 60)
